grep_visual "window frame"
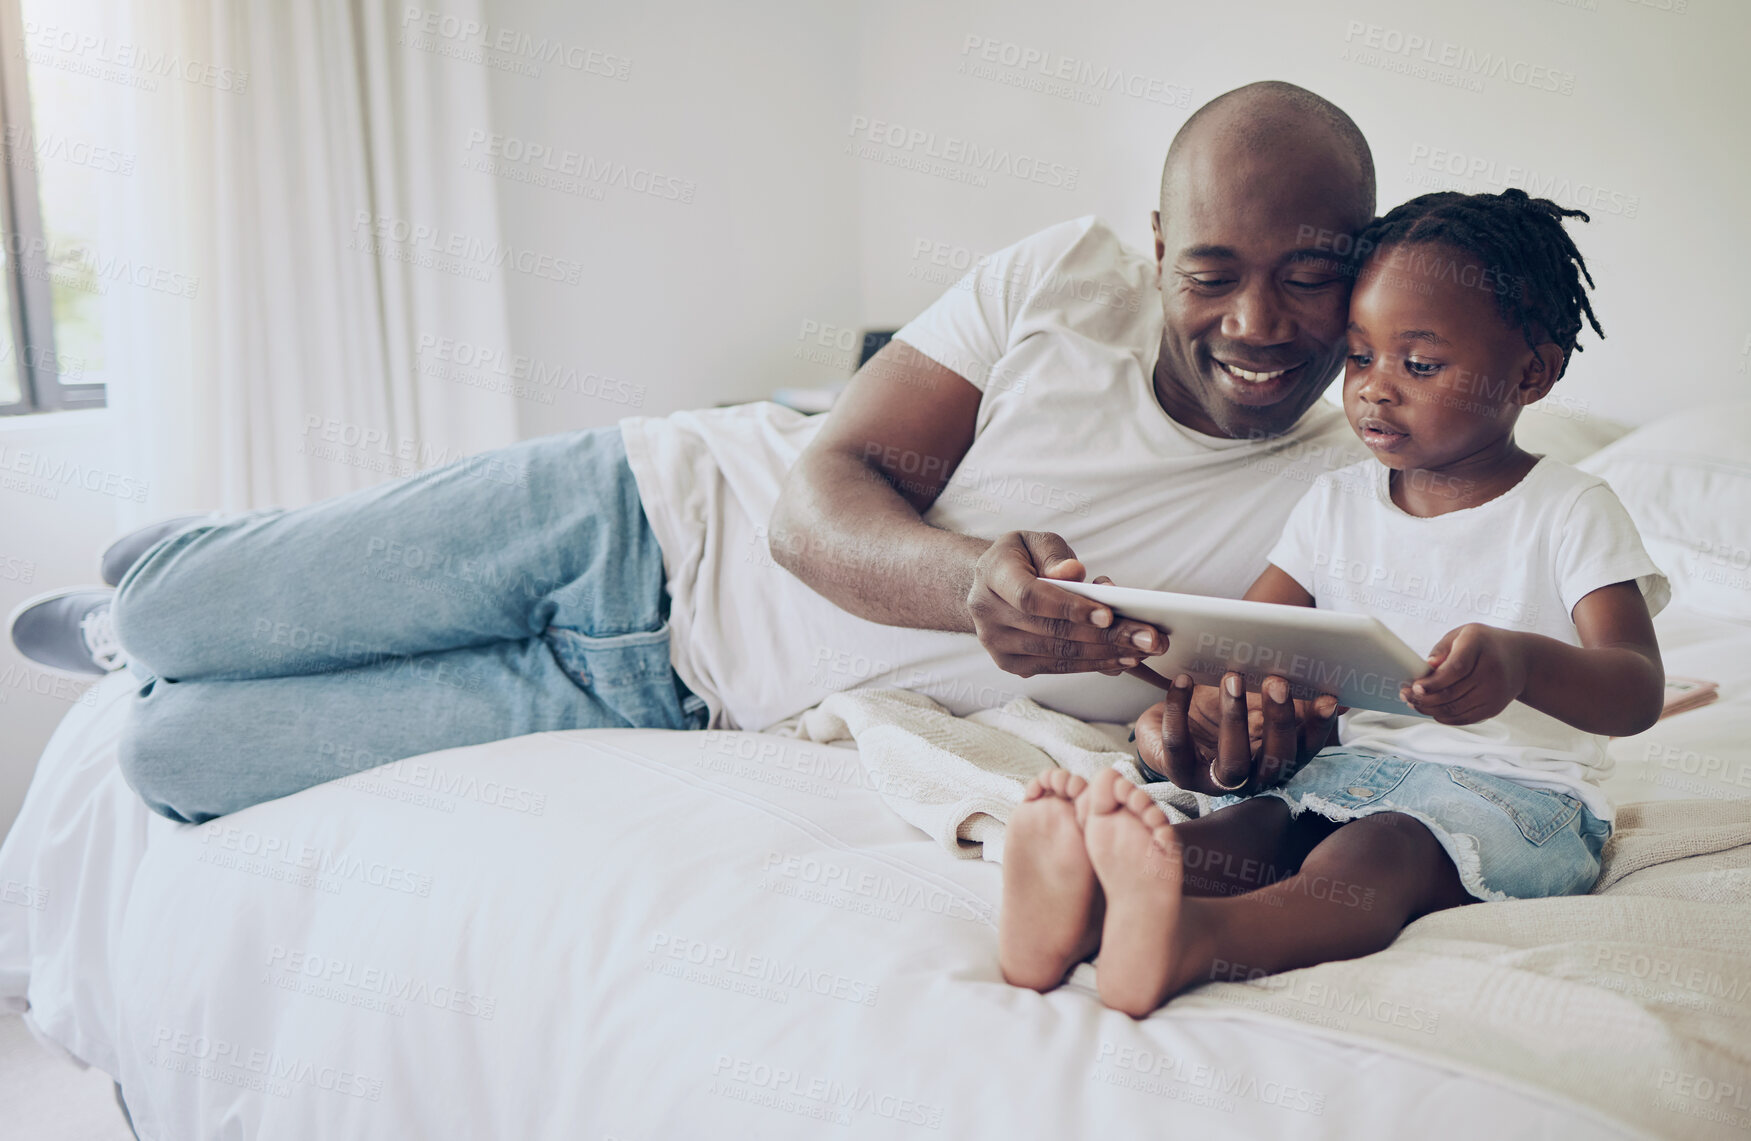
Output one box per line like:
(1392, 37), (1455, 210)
(0, 0), (105, 415)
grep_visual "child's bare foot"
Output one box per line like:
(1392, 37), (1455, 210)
(999, 769), (1103, 992)
(1083, 767), (1200, 1017)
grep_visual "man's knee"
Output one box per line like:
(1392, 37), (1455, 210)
(109, 540), (190, 671)
(118, 726), (212, 824)
(117, 685), (230, 824)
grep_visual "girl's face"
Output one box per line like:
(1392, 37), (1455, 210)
(1343, 241), (1558, 473)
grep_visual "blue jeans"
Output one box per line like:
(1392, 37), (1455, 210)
(111, 427), (707, 824)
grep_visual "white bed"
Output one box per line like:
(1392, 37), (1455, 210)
(4, 600), (1744, 1141)
(4, 405), (1748, 1140)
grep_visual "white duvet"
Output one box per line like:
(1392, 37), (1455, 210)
(7, 605), (1746, 1139)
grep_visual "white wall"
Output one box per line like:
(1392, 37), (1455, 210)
(479, 0), (864, 437)
(848, 0), (1749, 426)
(0, 412), (122, 838)
(479, 0), (1746, 433)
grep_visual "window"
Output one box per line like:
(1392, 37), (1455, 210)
(0, 0), (107, 414)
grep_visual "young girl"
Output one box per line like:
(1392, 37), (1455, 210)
(996, 189), (1669, 1017)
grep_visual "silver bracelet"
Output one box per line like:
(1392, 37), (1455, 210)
(1133, 746), (1172, 785)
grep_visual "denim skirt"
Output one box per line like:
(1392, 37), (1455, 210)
(1217, 746), (1612, 903)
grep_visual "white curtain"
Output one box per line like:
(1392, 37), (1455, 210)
(101, 0), (519, 521)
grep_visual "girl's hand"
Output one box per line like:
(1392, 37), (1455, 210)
(1402, 624), (1527, 725)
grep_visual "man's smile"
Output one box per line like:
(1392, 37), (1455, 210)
(1210, 358), (1306, 406)
(1218, 361), (1292, 382)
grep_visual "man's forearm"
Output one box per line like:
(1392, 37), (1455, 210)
(768, 449), (990, 632)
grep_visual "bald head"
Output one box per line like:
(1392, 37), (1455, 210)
(1160, 81), (1375, 230)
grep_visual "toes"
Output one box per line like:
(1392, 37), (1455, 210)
(1088, 769), (1125, 814)
(1001, 963), (1066, 994)
(1021, 775), (1047, 801)
(1116, 783), (1173, 834)
(1073, 784), (1097, 828)
(1034, 769), (1089, 802)
(1102, 992), (1161, 1020)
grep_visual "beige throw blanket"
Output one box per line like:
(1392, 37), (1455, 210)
(794, 688), (1751, 1141)
(794, 687), (1218, 864)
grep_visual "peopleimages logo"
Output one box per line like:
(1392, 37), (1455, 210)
(150, 1026), (383, 1101)
(762, 851), (989, 923)
(846, 115), (1078, 190)
(1189, 631), (1402, 702)
(0, 442), (149, 502)
(1093, 1042), (1326, 1116)
(20, 20), (248, 92)
(399, 6), (630, 79)
(196, 822), (434, 897)
(350, 211), (584, 285)
(956, 34), (1192, 109)
(0, 125), (135, 175)
(710, 1054), (947, 1130)
(647, 932), (882, 1006)
(265, 944), (498, 1019)
(5, 234), (198, 299)
(416, 333), (647, 407)
(461, 130), (695, 204)
(1341, 21), (1576, 96)
(1406, 144), (1639, 219)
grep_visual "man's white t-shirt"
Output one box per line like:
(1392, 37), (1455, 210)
(1268, 457), (1670, 822)
(619, 215), (1365, 732)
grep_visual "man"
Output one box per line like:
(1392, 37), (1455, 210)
(12, 81), (1371, 822)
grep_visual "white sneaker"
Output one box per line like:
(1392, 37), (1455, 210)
(6, 587), (124, 677)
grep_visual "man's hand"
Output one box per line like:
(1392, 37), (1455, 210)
(1402, 624), (1525, 725)
(967, 532), (1167, 678)
(1134, 671), (1340, 795)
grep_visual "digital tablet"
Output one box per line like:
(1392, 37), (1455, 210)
(1047, 579), (1433, 718)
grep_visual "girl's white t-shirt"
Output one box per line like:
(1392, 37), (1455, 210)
(620, 216), (1365, 732)
(1268, 457), (1670, 821)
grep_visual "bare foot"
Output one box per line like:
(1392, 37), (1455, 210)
(998, 769), (1103, 992)
(1083, 767), (1198, 1017)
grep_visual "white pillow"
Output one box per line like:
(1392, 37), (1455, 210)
(1577, 400), (1751, 619)
(1514, 403), (1631, 464)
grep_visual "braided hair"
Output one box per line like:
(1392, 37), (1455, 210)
(1353, 189), (1604, 377)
